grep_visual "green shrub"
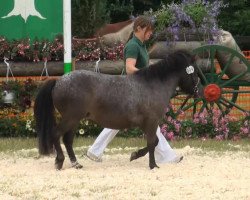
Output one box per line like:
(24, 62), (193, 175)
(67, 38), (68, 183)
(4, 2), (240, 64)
(183, 1), (206, 27)
(72, 0), (110, 38)
(108, 0), (134, 23)
(0, 115), (36, 137)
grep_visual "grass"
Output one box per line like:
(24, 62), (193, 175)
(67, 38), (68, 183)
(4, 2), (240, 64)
(0, 137), (249, 154)
(171, 138), (250, 152)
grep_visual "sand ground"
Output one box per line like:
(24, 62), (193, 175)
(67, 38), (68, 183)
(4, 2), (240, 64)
(0, 146), (249, 200)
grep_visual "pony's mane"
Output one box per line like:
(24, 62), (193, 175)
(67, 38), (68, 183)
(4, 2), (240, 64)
(135, 50), (193, 81)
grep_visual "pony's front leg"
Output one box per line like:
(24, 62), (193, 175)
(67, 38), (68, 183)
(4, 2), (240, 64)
(145, 125), (159, 170)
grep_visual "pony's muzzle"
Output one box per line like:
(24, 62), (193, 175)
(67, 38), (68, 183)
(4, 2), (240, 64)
(194, 86), (204, 98)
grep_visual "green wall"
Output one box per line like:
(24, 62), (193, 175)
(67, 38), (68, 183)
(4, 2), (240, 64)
(0, 0), (63, 40)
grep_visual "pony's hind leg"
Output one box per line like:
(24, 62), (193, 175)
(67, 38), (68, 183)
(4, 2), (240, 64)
(53, 131), (65, 170)
(53, 118), (79, 170)
(63, 131), (83, 169)
(130, 138), (158, 161)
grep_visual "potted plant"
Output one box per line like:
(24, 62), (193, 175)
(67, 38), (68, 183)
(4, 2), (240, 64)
(145, 0), (227, 42)
(0, 79), (38, 112)
(0, 81), (20, 104)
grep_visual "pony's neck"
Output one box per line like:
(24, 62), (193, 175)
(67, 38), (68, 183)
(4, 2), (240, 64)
(146, 72), (180, 106)
(161, 73), (180, 99)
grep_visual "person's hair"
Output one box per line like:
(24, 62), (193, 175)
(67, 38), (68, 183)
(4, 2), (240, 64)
(133, 16), (154, 32)
(126, 15), (154, 43)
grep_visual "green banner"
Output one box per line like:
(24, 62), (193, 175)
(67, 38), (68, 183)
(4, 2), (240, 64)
(0, 0), (63, 40)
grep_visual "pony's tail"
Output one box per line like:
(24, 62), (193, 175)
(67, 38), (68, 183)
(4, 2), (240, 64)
(34, 79), (57, 155)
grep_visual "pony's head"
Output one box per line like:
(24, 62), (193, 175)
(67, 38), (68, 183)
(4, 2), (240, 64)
(136, 49), (201, 97)
(171, 50), (201, 97)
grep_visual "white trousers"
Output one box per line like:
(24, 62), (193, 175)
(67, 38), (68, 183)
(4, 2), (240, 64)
(87, 126), (177, 163)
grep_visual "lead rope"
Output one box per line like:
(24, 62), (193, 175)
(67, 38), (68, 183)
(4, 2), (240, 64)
(186, 65), (199, 96)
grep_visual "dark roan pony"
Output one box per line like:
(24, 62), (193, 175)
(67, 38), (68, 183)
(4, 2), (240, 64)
(34, 50), (200, 170)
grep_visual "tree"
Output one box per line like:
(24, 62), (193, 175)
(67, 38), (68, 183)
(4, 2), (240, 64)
(218, 0), (250, 36)
(72, 0), (110, 38)
(107, 0), (134, 23)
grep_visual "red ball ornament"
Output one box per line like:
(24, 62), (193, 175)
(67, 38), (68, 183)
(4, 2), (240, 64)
(204, 84), (221, 102)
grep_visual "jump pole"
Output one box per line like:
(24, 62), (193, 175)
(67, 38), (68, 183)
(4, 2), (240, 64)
(63, 0), (72, 74)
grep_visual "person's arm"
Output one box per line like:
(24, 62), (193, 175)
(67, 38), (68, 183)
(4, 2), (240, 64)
(125, 58), (139, 74)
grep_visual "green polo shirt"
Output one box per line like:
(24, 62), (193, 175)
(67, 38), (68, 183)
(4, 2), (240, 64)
(124, 36), (149, 70)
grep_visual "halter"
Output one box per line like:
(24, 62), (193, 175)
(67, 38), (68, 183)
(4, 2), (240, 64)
(193, 77), (200, 95)
(186, 65), (200, 96)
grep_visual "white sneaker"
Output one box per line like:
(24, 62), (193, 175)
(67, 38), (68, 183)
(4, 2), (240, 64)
(171, 155), (183, 163)
(86, 151), (103, 162)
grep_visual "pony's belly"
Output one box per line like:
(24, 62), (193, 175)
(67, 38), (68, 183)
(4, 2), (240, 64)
(89, 116), (136, 130)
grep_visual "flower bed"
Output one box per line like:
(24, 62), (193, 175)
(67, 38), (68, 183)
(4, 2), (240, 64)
(161, 104), (249, 141)
(0, 77), (249, 140)
(1, 105), (248, 140)
(0, 36), (124, 63)
(145, 0), (228, 43)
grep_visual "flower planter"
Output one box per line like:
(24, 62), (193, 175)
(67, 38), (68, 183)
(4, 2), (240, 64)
(2, 90), (15, 104)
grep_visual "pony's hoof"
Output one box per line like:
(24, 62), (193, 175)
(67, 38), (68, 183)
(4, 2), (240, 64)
(55, 159), (64, 170)
(130, 152), (137, 162)
(55, 163), (63, 170)
(149, 163), (159, 170)
(72, 161), (83, 169)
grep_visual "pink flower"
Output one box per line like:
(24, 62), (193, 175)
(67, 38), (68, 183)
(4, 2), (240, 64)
(165, 106), (170, 113)
(215, 134), (224, 141)
(240, 127), (249, 135)
(193, 118), (199, 124)
(166, 132), (175, 141)
(167, 116), (172, 122)
(232, 135), (241, 141)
